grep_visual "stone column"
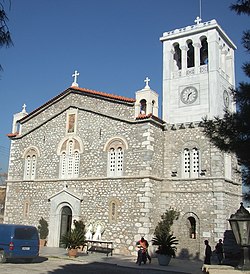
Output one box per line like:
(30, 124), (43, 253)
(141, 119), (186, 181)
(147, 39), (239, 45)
(181, 45), (188, 76)
(194, 42), (201, 74)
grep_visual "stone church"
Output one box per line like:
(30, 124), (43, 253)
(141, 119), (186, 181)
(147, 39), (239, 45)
(5, 18), (242, 258)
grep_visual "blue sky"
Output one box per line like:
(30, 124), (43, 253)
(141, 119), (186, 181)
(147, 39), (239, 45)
(0, 0), (249, 173)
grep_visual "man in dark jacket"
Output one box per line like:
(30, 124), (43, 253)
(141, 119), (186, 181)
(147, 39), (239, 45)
(215, 239), (223, 264)
(204, 240), (212, 264)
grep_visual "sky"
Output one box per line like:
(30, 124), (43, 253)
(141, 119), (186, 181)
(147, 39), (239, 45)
(0, 0), (249, 173)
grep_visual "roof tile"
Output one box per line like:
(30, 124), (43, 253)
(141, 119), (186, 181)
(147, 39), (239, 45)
(6, 132), (19, 138)
(70, 86), (135, 102)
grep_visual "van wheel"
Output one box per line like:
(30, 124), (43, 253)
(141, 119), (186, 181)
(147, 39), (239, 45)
(0, 251), (6, 263)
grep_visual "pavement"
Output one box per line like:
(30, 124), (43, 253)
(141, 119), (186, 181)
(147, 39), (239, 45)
(39, 246), (204, 274)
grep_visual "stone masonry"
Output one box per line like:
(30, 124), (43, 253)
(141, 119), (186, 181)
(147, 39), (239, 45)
(4, 86), (242, 259)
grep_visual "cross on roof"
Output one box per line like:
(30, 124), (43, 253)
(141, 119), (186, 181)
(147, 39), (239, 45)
(22, 104), (27, 113)
(72, 70), (80, 87)
(194, 16), (202, 25)
(144, 77), (150, 88)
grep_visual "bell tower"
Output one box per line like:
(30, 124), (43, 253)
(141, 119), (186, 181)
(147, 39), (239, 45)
(160, 19), (236, 124)
(135, 77), (159, 118)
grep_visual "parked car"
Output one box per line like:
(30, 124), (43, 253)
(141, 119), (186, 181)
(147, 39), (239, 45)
(0, 224), (39, 263)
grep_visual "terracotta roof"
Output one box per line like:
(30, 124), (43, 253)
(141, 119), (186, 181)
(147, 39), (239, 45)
(70, 86), (136, 103)
(17, 86), (135, 123)
(6, 132), (19, 138)
(136, 113), (164, 124)
(136, 113), (152, 119)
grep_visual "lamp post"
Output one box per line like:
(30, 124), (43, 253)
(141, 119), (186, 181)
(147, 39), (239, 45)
(228, 202), (250, 270)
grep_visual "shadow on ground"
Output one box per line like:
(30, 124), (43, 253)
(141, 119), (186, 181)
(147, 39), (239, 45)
(46, 261), (191, 274)
(5, 256), (48, 264)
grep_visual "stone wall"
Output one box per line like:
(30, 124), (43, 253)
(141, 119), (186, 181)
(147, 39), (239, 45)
(4, 177), (162, 255)
(9, 107), (163, 181)
(160, 126), (241, 259)
(0, 186), (6, 223)
(20, 91), (135, 135)
(5, 92), (242, 257)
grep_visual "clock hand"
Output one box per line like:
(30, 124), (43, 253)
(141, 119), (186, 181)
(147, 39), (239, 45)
(187, 92), (192, 100)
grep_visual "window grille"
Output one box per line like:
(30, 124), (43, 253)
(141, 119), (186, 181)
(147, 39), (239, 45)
(24, 149), (37, 180)
(59, 139), (80, 179)
(183, 147), (200, 178)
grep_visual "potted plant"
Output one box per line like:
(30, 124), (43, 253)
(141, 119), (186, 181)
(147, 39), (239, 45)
(152, 208), (179, 266)
(38, 217), (49, 246)
(60, 220), (86, 257)
(152, 234), (178, 265)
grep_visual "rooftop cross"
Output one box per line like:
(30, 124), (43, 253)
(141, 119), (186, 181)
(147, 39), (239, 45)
(194, 16), (202, 25)
(22, 104), (27, 113)
(72, 70), (80, 87)
(144, 77), (150, 88)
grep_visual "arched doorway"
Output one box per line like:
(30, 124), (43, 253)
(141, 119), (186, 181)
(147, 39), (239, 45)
(177, 212), (200, 259)
(48, 189), (82, 247)
(59, 206), (72, 247)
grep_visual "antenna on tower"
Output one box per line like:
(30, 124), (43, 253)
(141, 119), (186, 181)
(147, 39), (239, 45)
(199, 0), (202, 20)
(195, 0), (202, 25)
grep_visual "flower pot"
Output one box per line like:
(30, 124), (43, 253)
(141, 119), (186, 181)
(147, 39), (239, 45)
(68, 248), (78, 258)
(157, 254), (171, 266)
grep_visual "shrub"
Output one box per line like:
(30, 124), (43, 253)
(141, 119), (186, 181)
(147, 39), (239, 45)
(38, 217), (49, 239)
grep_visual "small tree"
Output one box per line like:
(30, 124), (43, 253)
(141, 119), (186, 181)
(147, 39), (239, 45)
(38, 217), (49, 239)
(73, 219), (85, 232)
(154, 208), (179, 238)
(152, 208), (179, 257)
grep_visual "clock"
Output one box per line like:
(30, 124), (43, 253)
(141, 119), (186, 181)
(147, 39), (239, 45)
(180, 86), (198, 104)
(223, 90), (230, 108)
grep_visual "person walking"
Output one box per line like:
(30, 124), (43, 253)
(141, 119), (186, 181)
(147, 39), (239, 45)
(215, 239), (224, 264)
(204, 240), (212, 265)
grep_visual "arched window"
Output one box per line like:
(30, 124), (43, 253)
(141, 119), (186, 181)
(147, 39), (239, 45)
(108, 146), (124, 177)
(184, 148), (190, 175)
(108, 199), (120, 223)
(74, 151), (80, 176)
(140, 99), (147, 114)
(187, 40), (194, 68)
(182, 213), (199, 242)
(105, 138), (128, 177)
(173, 43), (182, 70)
(24, 148), (38, 180)
(59, 138), (81, 179)
(23, 201), (30, 218)
(183, 147), (200, 178)
(192, 148), (200, 175)
(200, 37), (208, 65)
(188, 216), (196, 239)
(152, 100), (155, 115)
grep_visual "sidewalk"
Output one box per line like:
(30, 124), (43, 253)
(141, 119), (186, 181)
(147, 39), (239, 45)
(39, 246), (204, 274)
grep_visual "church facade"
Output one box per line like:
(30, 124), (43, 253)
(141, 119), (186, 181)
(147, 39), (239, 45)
(5, 19), (242, 258)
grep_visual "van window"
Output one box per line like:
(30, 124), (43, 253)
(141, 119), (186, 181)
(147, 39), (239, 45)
(14, 227), (38, 240)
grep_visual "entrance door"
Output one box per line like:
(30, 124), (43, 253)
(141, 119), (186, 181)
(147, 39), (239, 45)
(59, 206), (72, 247)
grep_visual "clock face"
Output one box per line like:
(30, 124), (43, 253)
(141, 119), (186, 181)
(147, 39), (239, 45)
(180, 86), (198, 104)
(223, 90), (230, 108)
